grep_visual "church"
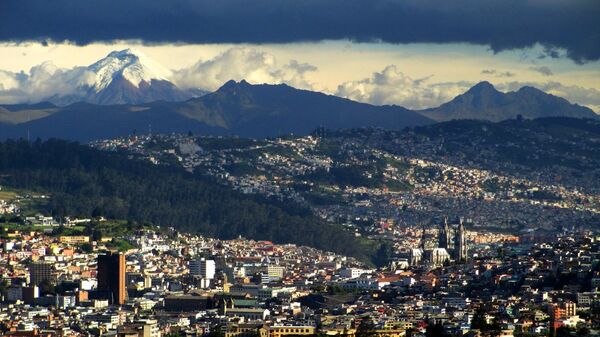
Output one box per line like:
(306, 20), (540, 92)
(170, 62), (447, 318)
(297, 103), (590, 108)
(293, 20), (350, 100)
(408, 217), (468, 267)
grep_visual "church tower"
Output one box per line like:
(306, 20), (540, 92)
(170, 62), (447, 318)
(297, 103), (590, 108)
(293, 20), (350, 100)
(438, 217), (451, 249)
(454, 219), (468, 262)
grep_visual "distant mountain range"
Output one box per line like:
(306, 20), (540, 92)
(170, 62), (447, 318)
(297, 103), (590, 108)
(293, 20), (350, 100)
(0, 49), (598, 141)
(419, 81), (598, 122)
(0, 80), (431, 141)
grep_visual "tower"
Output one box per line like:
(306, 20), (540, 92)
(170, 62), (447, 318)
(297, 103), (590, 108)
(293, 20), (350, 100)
(419, 223), (426, 251)
(97, 252), (126, 305)
(438, 217), (451, 249)
(454, 220), (468, 262)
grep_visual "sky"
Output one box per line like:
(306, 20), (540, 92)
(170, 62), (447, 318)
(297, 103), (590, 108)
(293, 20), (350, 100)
(0, 0), (599, 111)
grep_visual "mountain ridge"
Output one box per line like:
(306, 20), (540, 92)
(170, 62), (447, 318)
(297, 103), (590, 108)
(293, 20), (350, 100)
(0, 80), (433, 141)
(419, 81), (598, 122)
(0, 80), (597, 142)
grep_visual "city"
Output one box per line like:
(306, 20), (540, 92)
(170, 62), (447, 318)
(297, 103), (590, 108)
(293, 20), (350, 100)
(1, 172), (599, 336)
(1, 0), (600, 336)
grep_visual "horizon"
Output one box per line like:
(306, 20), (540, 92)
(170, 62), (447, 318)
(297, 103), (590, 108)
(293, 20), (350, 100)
(2, 1), (598, 111)
(1, 45), (599, 113)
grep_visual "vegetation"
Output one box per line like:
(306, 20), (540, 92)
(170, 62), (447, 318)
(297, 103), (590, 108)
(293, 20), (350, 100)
(0, 139), (383, 265)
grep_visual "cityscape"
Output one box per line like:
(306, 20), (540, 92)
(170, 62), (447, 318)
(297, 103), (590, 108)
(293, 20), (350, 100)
(1, 0), (600, 336)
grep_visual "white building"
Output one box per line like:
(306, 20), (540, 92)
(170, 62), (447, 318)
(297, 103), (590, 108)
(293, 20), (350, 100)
(190, 258), (216, 279)
(339, 268), (369, 279)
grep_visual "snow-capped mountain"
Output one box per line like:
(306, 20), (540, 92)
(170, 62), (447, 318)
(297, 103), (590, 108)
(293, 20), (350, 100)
(88, 48), (172, 93)
(49, 49), (200, 105)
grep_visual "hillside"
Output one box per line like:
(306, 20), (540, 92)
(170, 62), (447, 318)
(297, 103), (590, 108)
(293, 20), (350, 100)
(0, 139), (381, 264)
(98, 117), (600, 234)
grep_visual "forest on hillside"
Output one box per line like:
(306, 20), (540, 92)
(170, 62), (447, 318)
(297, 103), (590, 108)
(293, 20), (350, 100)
(0, 139), (387, 265)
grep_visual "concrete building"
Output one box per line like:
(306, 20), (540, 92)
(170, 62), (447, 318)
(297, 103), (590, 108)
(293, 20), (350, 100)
(97, 252), (126, 305)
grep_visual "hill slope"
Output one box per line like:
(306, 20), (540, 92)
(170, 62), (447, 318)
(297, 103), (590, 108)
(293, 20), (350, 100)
(0, 139), (380, 263)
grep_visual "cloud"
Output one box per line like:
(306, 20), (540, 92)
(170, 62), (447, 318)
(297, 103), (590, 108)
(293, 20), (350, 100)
(1, 0), (599, 63)
(0, 63), (95, 104)
(0, 47), (317, 103)
(335, 65), (472, 109)
(336, 66), (600, 112)
(481, 69), (515, 78)
(529, 66), (554, 76)
(171, 47), (316, 91)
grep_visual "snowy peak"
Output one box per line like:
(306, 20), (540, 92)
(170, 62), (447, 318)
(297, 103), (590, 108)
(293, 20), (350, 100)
(87, 48), (172, 92)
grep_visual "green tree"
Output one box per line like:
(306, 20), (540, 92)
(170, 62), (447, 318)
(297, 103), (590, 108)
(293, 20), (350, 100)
(425, 322), (445, 337)
(356, 316), (375, 337)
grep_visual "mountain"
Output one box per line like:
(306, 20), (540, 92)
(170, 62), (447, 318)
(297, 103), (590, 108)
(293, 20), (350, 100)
(419, 81), (599, 122)
(0, 81), (433, 142)
(48, 49), (200, 105)
(176, 80), (433, 137)
(3, 79), (596, 142)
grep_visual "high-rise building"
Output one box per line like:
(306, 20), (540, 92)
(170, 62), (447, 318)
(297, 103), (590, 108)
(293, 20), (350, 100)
(97, 252), (126, 305)
(454, 220), (468, 262)
(189, 258), (216, 279)
(29, 261), (56, 286)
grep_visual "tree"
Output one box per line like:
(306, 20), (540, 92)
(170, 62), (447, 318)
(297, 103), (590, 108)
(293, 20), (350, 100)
(373, 241), (394, 267)
(356, 316), (375, 337)
(39, 279), (56, 295)
(471, 305), (488, 330)
(80, 243), (93, 253)
(425, 322), (445, 337)
(554, 327), (572, 337)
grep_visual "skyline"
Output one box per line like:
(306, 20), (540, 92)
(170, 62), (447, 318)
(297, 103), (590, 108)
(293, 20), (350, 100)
(1, 41), (599, 111)
(1, 0), (599, 111)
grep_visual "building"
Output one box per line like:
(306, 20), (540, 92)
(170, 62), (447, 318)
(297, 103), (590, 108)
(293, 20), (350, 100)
(454, 220), (468, 262)
(438, 217), (452, 250)
(408, 249), (422, 266)
(97, 252), (126, 305)
(190, 258), (216, 279)
(117, 319), (161, 337)
(224, 308), (270, 320)
(267, 265), (285, 281)
(164, 295), (214, 311)
(260, 325), (316, 337)
(339, 268), (367, 279)
(29, 262), (56, 286)
(426, 248), (450, 267)
(59, 235), (90, 244)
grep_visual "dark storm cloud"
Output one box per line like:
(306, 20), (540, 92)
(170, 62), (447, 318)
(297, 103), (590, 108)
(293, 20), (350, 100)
(1, 0), (599, 63)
